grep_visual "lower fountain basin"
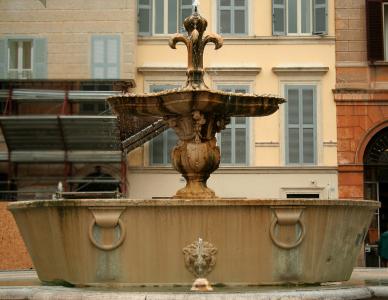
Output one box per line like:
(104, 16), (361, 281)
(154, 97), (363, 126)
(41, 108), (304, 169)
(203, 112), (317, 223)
(8, 199), (378, 286)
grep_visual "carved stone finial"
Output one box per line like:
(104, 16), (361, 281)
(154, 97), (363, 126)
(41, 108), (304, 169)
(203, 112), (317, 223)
(169, 10), (223, 89)
(183, 238), (217, 278)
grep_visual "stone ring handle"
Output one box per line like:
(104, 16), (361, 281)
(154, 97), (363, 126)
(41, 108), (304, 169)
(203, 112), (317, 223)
(88, 218), (126, 251)
(88, 207), (126, 251)
(269, 207), (305, 250)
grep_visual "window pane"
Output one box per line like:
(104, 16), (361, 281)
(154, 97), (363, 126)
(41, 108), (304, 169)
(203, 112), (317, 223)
(301, 0), (311, 33)
(234, 0), (245, 6)
(221, 0), (231, 6)
(182, 0), (191, 4)
(168, 0), (178, 33)
(139, 8), (151, 33)
(287, 89), (299, 124)
(220, 128), (232, 163)
(303, 128), (314, 163)
(107, 39), (118, 64)
(287, 0), (297, 33)
(22, 41), (32, 69)
(235, 128), (246, 164)
(166, 129), (178, 163)
(273, 6), (285, 34)
(155, 0), (165, 34)
(152, 134), (164, 164)
(220, 10), (231, 33)
(93, 39), (104, 64)
(302, 89), (314, 124)
(9, 41), (18, 69)
(288, 128), (299, 163)
(139, 0), (150, 4)
(234, 9), (246, 34)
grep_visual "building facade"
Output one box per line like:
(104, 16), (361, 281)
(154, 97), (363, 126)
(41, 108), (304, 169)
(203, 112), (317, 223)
(334, 0), (388, 266)
(128, 0), (338, 200)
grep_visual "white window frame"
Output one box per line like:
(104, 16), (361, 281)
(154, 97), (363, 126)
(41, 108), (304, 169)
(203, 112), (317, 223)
(286, 0), (313, 36)
(217, 0), (249, 35)
(7, 39), (33, 79)
(139, 0), (193, 36)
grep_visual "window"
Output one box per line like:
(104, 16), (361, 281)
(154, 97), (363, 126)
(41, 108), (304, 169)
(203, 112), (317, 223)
(367, 1), (388, 61)
(218, 0), (248, 35)
(0, 38), (47, 79)
(149, 84), (180, 165)
(285, 85), (316, 165)
(91, 36), (120, 79)
(79, 102), (110, 115)
(138, 0), (193, 35)
(272, 0), (327, 35)
(217, 85), (249, 165)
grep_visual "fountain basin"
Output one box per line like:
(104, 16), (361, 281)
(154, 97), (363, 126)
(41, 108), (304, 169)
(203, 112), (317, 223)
(8, 199), (378, 286)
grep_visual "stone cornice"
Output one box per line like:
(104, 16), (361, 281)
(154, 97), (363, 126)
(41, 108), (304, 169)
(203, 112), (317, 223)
(272, 66), (329, 76)
(138, 36), (335, 46)
(128, 166), (338, 174)
(206, 66), (261, 77)
(333, 88), (388, 103)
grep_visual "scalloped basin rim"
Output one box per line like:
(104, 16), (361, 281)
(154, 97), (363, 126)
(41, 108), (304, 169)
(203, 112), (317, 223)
(7, 198), (380, 210)
(108, 88), (286, 101)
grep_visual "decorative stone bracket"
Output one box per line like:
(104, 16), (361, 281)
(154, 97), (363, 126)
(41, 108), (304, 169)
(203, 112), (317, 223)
(88, 207), (126, 251)
(269, 207), (305, 250)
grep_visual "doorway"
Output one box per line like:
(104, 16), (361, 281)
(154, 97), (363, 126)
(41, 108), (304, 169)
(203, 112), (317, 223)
(364, 127), (388, 267)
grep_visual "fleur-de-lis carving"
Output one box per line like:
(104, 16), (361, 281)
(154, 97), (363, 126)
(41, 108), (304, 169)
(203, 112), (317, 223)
(169, 10), (223, 89)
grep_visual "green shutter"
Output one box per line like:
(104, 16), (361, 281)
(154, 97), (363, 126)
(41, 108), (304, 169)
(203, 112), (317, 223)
(91, 35), (120, 79)
(33, 38), (47, 79)
(0, 39), (8, 79)
(285, 86), (316, 165)
(138, 0), (152, 35)
(273, 0), (286, 35)
(313, 0), (328, 35)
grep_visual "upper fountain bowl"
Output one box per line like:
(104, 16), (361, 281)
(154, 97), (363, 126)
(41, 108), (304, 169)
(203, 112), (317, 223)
(108, 88), (285, 119)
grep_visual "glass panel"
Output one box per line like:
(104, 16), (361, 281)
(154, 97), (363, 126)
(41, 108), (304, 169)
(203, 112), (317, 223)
(221, 128), (232, 164)
(301, 0), (311, 33)
(94, 67), (104, 79)
(152, 133), (164, 164)
(22, 41), (32, 69)
(287, 0), (297, 33)
(9, 41), (18, 69)
(139, 8), (151, 33)
(139, 0), (150, 4)
(234, 10), (246, 34)
(221, 0), (231, 6)
(303, 128), (314, 163)
(168, 0), (178, 33)
(182, 0), (191, 4)
(235, 128), (246, 164)
(220, 10), (231, 33)
(93, 39), (104, 64)
(302, 89), (314, 124)
(234, 0), (245, 6)
(288, 128), (299, 163)
(155, 0), (165, 34)
(287, 89), (299, 124)
(166, 129), (177, 163)
(107, 67), (117, 78)
(107, 39), (118, 64)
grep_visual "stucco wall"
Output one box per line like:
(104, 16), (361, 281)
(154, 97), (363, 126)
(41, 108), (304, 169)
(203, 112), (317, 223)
(0, 202), (33, 270)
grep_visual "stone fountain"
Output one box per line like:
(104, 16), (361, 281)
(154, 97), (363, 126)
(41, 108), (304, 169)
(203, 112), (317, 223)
(8, 7), (379, 289)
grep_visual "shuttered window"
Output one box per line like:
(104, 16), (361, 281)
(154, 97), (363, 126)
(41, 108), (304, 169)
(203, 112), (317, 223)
(149, 84), (180, 165)
(217, 85), (249, 165)
(91, 36), (120, 79)
(272, 0), (327, 35)
(138, 0), (193, 35)
(218, 0), (248, 35)
(0, 38), (47, 79)
(285, 85), (316, 165)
